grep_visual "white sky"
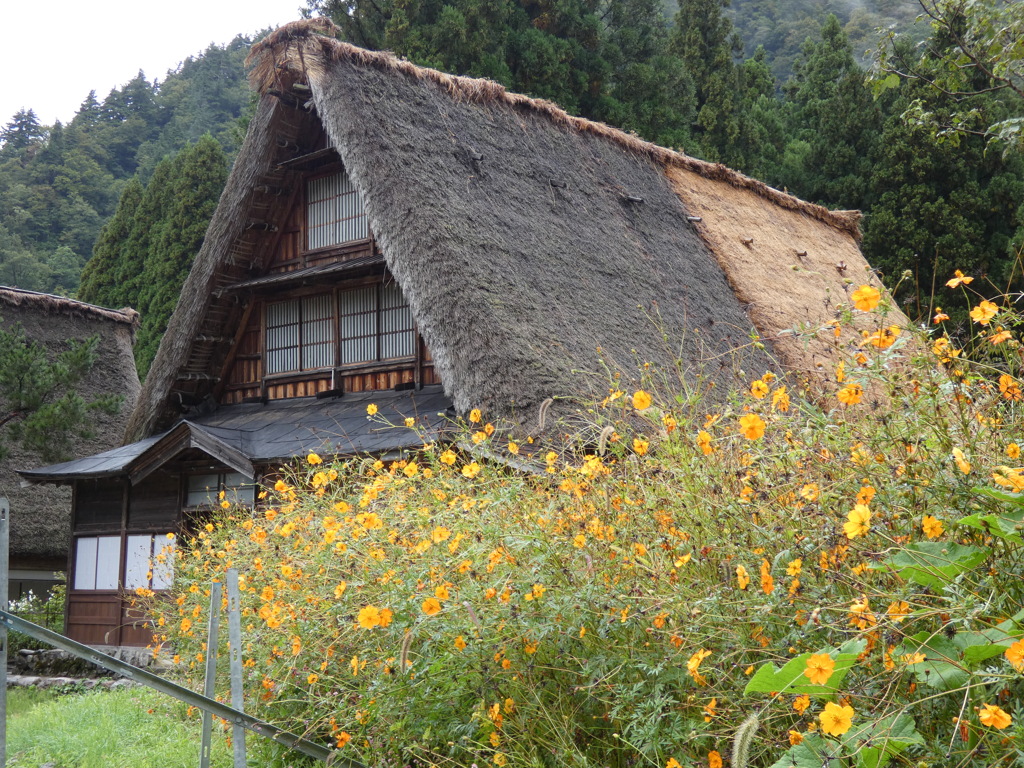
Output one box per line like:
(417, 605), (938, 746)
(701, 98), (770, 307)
(3, 0), (308, 127)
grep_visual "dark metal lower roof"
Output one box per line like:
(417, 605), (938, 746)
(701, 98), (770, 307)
(19, 386), (452, 484)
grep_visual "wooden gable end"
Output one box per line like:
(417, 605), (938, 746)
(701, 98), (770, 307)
(214, 146), (439, 407)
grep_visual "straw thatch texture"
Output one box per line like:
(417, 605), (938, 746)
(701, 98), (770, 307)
(665, 169), (910, 391)
(1, 288), (140, 567)
(309, 53), (776, 416)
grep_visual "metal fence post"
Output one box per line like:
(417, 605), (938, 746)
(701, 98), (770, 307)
(1, 497), (8, 768)
(200, 580), (222, 768)
(226, 569), (246, 768)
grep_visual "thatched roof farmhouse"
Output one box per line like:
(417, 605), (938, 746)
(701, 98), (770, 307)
(21, 19), (903, 645)
(1, 288), (139, 599)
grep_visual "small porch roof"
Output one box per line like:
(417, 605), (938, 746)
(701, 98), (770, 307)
(19, 385), (452, 484)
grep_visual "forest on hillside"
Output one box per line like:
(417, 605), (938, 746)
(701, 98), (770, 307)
(0, 0), (1021, 378)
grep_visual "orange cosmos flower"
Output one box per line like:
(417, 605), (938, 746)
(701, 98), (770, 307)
(336, 732), (352, 748)
(1004, 639), (1024, 671)
(736, 564), (751, 590)
(933, 307), (949, 323)
(860, 325), (900, 350)
(803, 654), (835, 685)
(844, 504), (871, 539)
(978, 703), (1012, 729)
(760, 559), (775, 594)
(738, 413), (766, 440)
(969, 300), (999, 325)
(632, 390), (653, 410)
(422, 597), (442, 615)
(793, 694), (811, 714)
(851, 284), (881, 312)
(921, 515), (944, 539)
(989, 327), (1012, 344)
(819, 702), (855, 736)
(357, 605), (381, 629)
(946, 270), (974, 288)
(837, 383), (863, 406)
(696, 430), (714, 455)
(708, 751), (722, 768)
(454, 635), (468, 651)
(687, 648), (712, 686)
(999, 374), (1022, 401)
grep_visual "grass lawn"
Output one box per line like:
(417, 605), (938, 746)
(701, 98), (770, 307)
(6, 685), (239, 768)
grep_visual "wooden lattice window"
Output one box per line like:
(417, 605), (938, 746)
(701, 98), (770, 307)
(306, 170), (368, 250)
(338, 282), (415, 366)
(185, 472), (257, 508)
(265, 295), (336, 375)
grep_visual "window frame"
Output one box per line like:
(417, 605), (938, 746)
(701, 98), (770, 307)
(304, 167), (370, 253)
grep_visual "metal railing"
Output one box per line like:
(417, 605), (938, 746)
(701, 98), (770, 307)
(0, 497), (360, 768)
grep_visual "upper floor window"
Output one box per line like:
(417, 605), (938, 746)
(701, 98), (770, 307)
(339, 282), (415, 366)
(264, 281), (415, 376)
(307, 170), (368, 250)
(266, 294), (335, 375)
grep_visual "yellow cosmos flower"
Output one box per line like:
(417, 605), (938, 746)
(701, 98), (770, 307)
(921, 515), (944, 539)
(738, 413), (766, 440)
(851, 284), (881, 312)
(787, 558), (803, 576)
(1007, 443), (1021, 459)
(772, 386), (790, 412)
(886, 600), (910, 622)
(306, 452), (322, 465)
(750, 379), (769, 399)
(978, 703), (1012, 729)
(440, 449), (457, 465)
(461, 462), (481, 479)
(454, 635), (468, 651)
(421, 597), (442, 615)
(788, 730), (804, 746)
(403, 461), (419, 478)
(803, 654), (835, 685)
(366, 403), (378, 416)
(666, 760), (682, 768)
(469, 408), (482, 423)
(844, 504), (871, 539)
(819, 702), (855, 736)
(508, 441), (519, 455)
(632, 390), (653, 410)
(969, 300), (999, 325)
(633, 437), (650, 456)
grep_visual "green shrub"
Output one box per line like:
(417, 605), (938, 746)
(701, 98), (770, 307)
(146, 278), (1024, 767)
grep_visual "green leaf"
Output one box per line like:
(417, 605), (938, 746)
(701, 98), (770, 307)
(869, 542), (989, 589)
(897, 634), (968, 691)
(768, 735), (838, 768)
(845, 713), (924, 768)
(972, 486), (1024, 508)
(744, 640), (866, 697)
(954, 626), (1022, 665)
(957, 502), (1024, 544)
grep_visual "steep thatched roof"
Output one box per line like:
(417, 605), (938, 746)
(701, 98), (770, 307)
(1, 288), (140, 565)
(125, 19), (904, 443)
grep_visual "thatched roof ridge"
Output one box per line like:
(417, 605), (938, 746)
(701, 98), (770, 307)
(247, 18), (861, 240)
(0, 287), (139, 328)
